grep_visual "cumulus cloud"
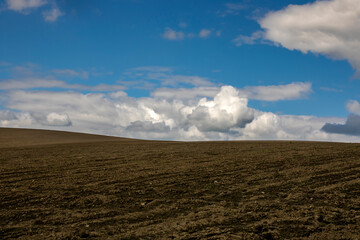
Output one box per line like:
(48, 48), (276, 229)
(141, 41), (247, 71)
(187, 86), (254, 132)
(240, 112), (284, 139)
(6, 0), (47, 12)
(322, 114), (360, 136)
(162, 28), (185, 40)
(238, 113), (340, 141)
(259, 0), (360, 73)
(0, 86), (256, 139)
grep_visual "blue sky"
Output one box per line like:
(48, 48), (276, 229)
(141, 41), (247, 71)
(1, 0), (360, 141)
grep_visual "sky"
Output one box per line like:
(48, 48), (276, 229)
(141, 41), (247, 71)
(1, 0), (360, 141)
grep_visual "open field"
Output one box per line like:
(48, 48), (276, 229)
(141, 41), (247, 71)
(1, 128), (360, 239)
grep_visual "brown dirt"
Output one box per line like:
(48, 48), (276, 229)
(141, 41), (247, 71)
(1, 128), (360, 239)
(0, 128), (133, 148)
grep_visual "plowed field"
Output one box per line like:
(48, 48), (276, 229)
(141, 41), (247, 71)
(1, 128), (360, 239)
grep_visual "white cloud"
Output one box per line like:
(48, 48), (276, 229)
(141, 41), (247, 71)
(152, 87), (220, 99)
(225, 3), (246, 11)
(239, 82), (312, 101)
(187, 86), (254, 132)
(0, 78), (64, 90)
(0, 64), (353, 142)
(0, 111), (33, 128)
(42, 4), (64, 22)
(151, 82), (312, 101)
(2, 85), (358, 142)
(233, 31), (264, 46)
(163, 28), (216, 40)
(123, 66), (215, 87)
(5, 64), (103, 80)
(31, 112), (72, 126)
(162, 28), (185, 40)
(240, 112), (285, 139)
(347, 100), (360, 115)
(216, 30), (222, 37)
(0, 86), (255, 139)
(218, 3), (247, 17)
(52, 69), (89, 79)
(90, 83), (125, 92)
(259, 0), (360, 73)
(5, 0), (64, 22)
(0, 111), (71, 128)
(6, 0), (47, 12)
(199, 29), (211, 38)
(320, 87), (343, 93)
(0, 78), (125, 91)
(9, 63), (39, 77)
(159, 75), (213, 87)
(238, 113), (343, 141)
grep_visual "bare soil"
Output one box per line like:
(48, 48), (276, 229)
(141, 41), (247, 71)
(1, 128), (360, 239)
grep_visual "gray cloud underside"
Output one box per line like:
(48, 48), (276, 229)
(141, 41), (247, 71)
(322, 114), (360, 136)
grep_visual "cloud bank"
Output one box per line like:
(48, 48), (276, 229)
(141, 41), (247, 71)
(1, 84), (357, 142)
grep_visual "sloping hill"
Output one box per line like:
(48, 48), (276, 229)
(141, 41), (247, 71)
(0, 128), (134, 148)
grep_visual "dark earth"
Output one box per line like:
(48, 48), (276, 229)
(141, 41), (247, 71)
(1, 128), (360, 239)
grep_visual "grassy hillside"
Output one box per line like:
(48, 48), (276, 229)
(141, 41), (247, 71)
(1, 129), (360, 239)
